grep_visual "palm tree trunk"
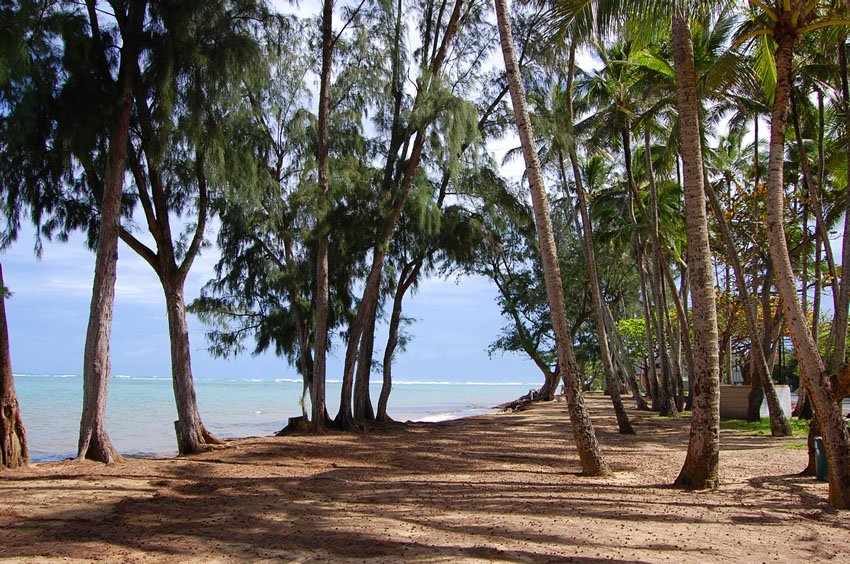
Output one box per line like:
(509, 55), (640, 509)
(651, 248), (677, 416)
(790, 90), (839, 318)
(311, 0), (334, 432)
(496, 0), (609, 475)
(602, 301), (650, 410)
(0, 263), (28, 468)
(563, 47), (633, 433)
(671, 11), (720, 490)
(705, 177), (791, 436)
(833, 44), (850, 371)
(78, 0), (146, 463)
(765, 34), (850, 509)
(643, 128), (677, 416)
(570, 148), (634, 434)
(637, 241), (660, 409)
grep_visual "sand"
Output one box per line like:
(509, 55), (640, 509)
(1, 394), (847, 562)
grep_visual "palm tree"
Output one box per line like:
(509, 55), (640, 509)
(741, 0), (850, 508)
(669, 9), (721, 489)
(496, 0), (610, 475)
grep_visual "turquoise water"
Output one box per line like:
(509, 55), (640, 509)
(14, 374), (534, 462)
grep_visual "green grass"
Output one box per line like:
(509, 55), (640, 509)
(785, 441), (809, 450)
(720, 417), (810, 437)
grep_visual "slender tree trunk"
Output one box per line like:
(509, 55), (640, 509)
(377, 261), (422, 421)
(680, 272), (695, 410)
(666, 299), (685, 412)
(377, 284), (405, 422)
(638, 242), (659, 409)
(651, 248), (677, 416)
(765, 34), (850, 509)
(603, 301), (649, 410)
(790, 91), (839, 319)
(563, 47), (632, 433)
(78, 0), (146, 462)
(671, 11), (720, 490)
(643, 128), (677, 416)
(796, 231), (822, 421)
(0, 263), (28, 468)
(496, 0), (609, 475)
(570, 144), (634, 434)
(833, 44), (850, 371)
(311, 0), (334, 432)
(705, 178), (791, 436)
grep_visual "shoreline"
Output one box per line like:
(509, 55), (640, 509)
(16, 376), (529, 463)
(2, 394), (845, 562)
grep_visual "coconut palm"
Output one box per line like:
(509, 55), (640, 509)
(495, 0), (610, 475)
(737, 0), (850, 508)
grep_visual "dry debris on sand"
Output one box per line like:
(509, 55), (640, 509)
(1, 394), (847, 562)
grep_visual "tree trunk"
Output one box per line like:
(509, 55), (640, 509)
(747, 360), (765, 422)
(833, 43), (850, 371)
(705, 177), (791, 435)
(538, 368), (561, 401)
(162, 279), (220, 454)
(377, 286), (403, 423)
(603, 301), (649, 410)
(78, 0), (147, 463)
(569, 146), (634, 434)
(353, 309), (376, 422)
(671, 11), (720, 490)
(496, 0), (609, 476)
(637, 241), (659, 409)
(765, 34), (850, 509)
(643, 127), (677, 417)
(338, 0), (464, 430)
(0, 263), (28, 468)
(563, 45), (632, 433)
(790, 90), (839, 320)
(311, 0), (334, 433)
(650, 248), (677, 416)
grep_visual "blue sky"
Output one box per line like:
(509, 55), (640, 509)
(2, 222), (541, 384)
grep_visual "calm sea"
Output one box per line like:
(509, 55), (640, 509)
(13, 374), (534, 462)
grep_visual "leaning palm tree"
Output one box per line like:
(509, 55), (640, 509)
(736, 0), (850, 508)
(495, 0), (610, 476)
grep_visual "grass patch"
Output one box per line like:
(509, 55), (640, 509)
(721, 417), (810, 437)
(785, 441), (808, 450)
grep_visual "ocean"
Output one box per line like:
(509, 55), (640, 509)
(13, 374), (534, 462)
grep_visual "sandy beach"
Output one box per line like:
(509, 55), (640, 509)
(1, 394), (847, 562)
